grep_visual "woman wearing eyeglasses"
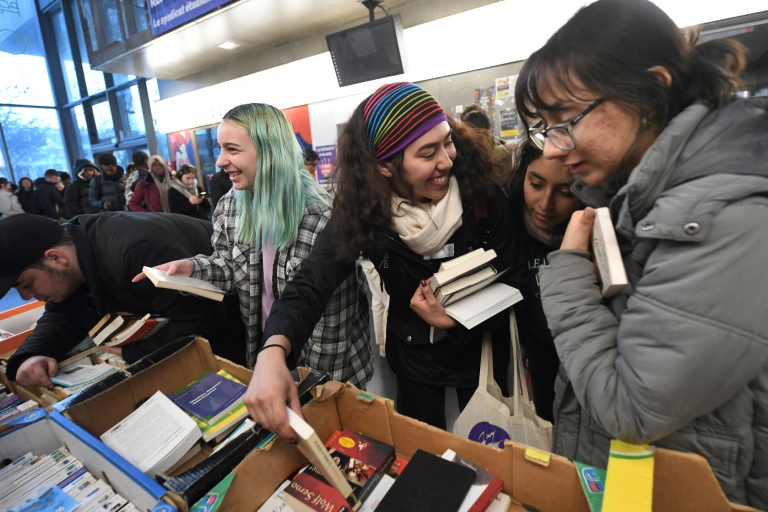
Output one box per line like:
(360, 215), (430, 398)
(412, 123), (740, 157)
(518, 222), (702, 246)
(516, 0), (768, 507)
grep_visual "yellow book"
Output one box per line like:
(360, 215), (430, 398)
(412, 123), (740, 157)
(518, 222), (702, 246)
(602, 440), (654, 512)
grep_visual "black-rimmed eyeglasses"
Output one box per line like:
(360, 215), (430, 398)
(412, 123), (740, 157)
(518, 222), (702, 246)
(529, 98), (605, 151)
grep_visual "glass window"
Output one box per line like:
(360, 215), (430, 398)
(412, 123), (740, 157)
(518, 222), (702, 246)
(91, 99), (115, 142)
(124, 0), (149, 34)
(0, 3), (55, 107)
(101, 0), (122, 47)
(72, 0), (106, 96)
(116, 86), (145, 138)
(52, 8), (80, 103)
(0, 107), (67, 181)
(112, 73), (136, 86)
(70, 105), (92, 160)
(0, 144), (8, 182)
(146, 79), (169, 159)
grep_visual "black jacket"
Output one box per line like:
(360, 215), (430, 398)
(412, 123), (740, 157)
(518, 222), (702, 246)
(65, 177), (98, 218)
(208, 170), (232, 211)
(169, 186), (211, 220)
(7, 212), (238, 379)
(89, 167), (126, 212)
(265, 184), (518, 388)
(33, 178), (65, 219)
(15, 188), (36, 214)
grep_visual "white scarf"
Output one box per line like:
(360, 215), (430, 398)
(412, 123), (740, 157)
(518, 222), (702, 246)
(390, 176), (463, 256)
(170, 178), (198, 199)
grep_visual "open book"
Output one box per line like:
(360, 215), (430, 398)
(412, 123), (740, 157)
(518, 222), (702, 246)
(142, 266), (225, 302)
(592, 207), (628, 298)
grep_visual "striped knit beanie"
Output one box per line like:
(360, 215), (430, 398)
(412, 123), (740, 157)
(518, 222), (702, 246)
(363, 82), (447, 161)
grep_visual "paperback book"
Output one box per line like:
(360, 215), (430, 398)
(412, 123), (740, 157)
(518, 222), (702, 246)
(100, 391), (202, 475)
(443, 283), (523, 330)
(143, 266), (225, 302)
(430, 248), (498, 298)
(591, 207), (628, 298)
(440, 449), (503, 512)
(286, 427), (396, 511)
(167, 370), (247, 427)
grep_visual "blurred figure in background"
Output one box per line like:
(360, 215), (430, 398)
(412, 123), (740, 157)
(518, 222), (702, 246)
(34, 169), (66, 221)
(169, 164), (210, 220)
(302, 147), (319, 181)
(90, 153), (126, 212)
(65, 159), (99, 218)
(15, 177), (35, 213)
(124, 150), (149, 205)
(460, 104), (514, 175)
(128, 155), (172, 213)
(208, 167), (232, 212)
(0, 178), (24, 217)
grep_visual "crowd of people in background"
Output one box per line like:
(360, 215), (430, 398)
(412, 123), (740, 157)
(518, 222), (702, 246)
(0, 148), (234, 222)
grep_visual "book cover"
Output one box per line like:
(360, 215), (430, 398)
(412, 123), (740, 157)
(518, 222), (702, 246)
(444, 283), (523, 330)
(285, 408), (358, 508)
(256, 479), (292, 512)
(430, 249), (498, 293)
(438, 267), (509, 307)
(190, 472), (235, 512)
(591, 207), (628, 298)
(167, 370), (246, 427)
(143, 266), (225, 302)
(284, 467), (353, 512)
(289, 428), (396, 509)
(441, 449), (503, 512)
(376, 449), (476, 512)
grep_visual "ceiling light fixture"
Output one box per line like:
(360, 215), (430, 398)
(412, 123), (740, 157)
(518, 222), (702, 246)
(218, 42), (240, 50)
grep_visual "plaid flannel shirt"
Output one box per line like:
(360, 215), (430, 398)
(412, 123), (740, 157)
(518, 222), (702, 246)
(190, 191), (372, 387)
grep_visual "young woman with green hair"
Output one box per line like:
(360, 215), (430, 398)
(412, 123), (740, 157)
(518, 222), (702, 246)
(138, 103), (372, 387)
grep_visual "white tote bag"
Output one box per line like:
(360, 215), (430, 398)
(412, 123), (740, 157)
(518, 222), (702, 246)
(452, 310), (553, 451)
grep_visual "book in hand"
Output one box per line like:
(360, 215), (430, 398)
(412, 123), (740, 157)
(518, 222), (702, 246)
(441, 449), (503, 512)
(376, 449), (476, 512)
(167, 370), (247, 427)
(430, 249), (498, 297)
(142, 266), (225, 302)
(285, 407), (359, 510)
(285, 427), (396, 511)
(591, 208), (628, 298)
(100, 390), (202, 475)
(104, 314), (168, 347)
(443, 283), (523, 330)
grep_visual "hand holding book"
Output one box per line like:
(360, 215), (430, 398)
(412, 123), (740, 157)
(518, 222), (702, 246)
(560, 207), (596, 251)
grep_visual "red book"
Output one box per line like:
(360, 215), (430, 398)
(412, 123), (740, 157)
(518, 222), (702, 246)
(285, 468), (353, 512)
(104, 315), (168, 347)
(284, 428), (396, 512)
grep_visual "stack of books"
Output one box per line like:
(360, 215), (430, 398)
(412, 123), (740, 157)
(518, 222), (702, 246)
(0, 446), (140, 512)
(430, 248), (523, 330)
(0, 393), (39, 427)
(89, 312), (169, 348)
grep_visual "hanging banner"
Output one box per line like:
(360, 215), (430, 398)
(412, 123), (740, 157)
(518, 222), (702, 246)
(149, 0), (235, 37)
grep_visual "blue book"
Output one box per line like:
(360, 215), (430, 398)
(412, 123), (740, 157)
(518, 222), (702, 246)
(167, 370), (246, 426)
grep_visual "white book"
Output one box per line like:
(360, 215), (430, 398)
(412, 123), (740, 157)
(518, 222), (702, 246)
(592, 207), (628, 298)
(430, 249), (498, 293)
(142, 266), (225, 302)
(444, 283), (523, 330)
(487, 491), (512, 512)
(285, 407), (358, 507)
(359, 473), (395, 511)
(100, 391), (202, 476)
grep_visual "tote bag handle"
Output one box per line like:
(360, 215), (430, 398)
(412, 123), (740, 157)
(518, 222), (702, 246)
(510, 308), (532, 416)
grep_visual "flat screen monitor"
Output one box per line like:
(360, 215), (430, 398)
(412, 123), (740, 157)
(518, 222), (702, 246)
(326, 14), (406, 88)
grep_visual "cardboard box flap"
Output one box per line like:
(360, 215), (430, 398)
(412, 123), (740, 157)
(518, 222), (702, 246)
(60, 337), (220, 437)
(124, 335), (215, 376)
(512, 443), (588, 511)
(161, 367), (330, 507)
(653, 448), (732, 512)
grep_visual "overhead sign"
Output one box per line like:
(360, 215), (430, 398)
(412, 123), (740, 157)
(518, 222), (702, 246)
(148, 0), (234, 37)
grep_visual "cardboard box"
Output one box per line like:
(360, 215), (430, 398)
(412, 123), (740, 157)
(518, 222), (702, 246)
(0, 301), (45, 391)
(213, 380), (757, 512)
(0, 409), (176, 511)
(57, 336), (327, 511)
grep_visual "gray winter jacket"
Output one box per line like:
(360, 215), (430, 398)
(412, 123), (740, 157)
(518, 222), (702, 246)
(539, 98), (768, 508)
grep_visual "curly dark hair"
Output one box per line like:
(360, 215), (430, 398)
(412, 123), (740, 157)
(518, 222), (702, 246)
(331, 101), (501, 261)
